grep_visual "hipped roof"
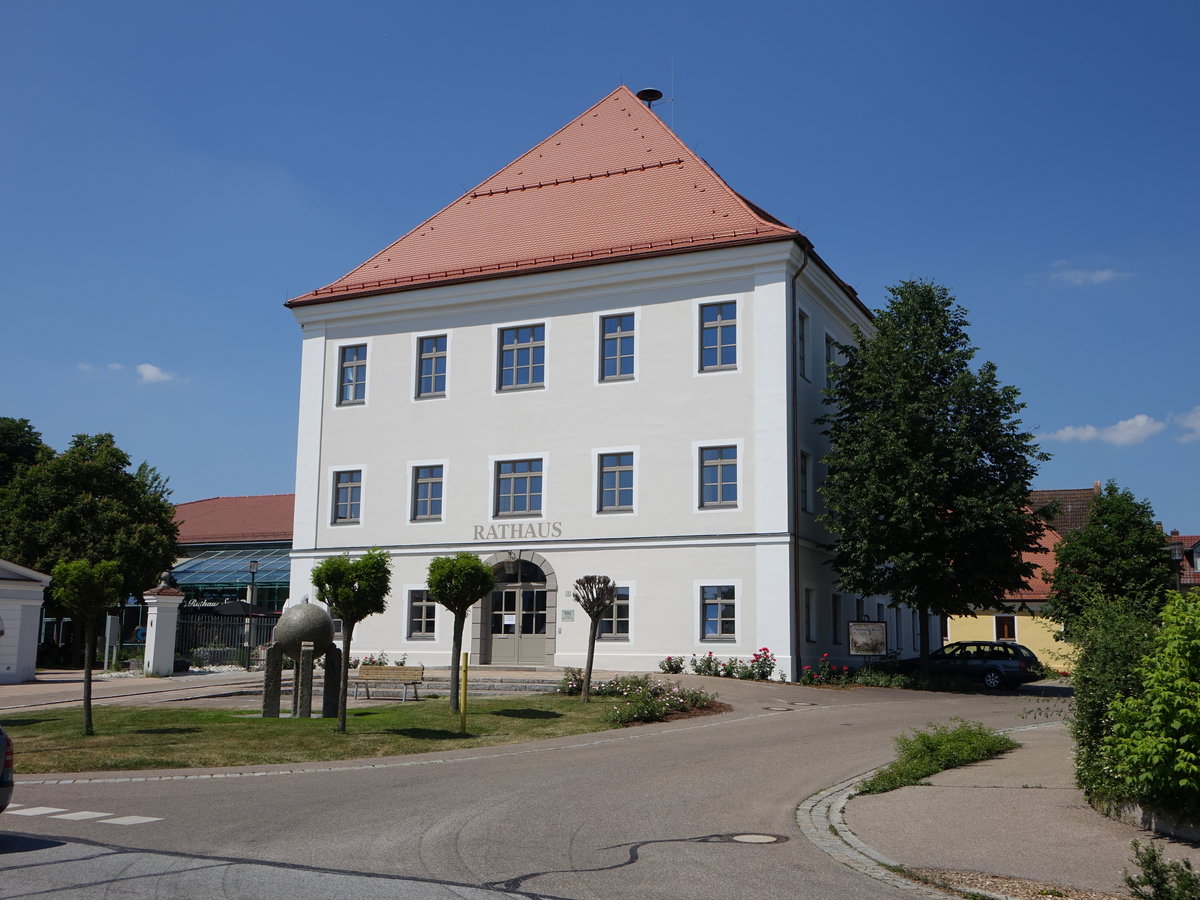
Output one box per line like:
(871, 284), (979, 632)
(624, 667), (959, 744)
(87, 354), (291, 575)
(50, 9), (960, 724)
(174, 495), (294, 545)
(288, 86), (850, 307)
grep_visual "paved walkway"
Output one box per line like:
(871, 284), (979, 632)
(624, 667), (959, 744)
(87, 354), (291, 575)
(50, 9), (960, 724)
(836, 721), (1200, 899)
(4, 672), (1198, 899)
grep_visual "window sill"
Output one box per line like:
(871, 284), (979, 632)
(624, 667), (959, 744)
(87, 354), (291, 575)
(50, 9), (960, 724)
(700, 638), (736, 643)
(496, 385), (545, 394)
(406, 635), (436, 642)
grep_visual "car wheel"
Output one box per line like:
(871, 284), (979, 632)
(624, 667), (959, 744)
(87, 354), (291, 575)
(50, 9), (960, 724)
(982, 669), (1006, 690)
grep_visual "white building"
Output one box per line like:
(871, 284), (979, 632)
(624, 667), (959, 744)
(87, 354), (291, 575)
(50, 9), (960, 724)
(286, 86), (918, 678)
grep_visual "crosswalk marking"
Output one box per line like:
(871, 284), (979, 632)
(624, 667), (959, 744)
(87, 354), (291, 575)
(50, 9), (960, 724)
(100, 815), (162, 825)
(2, 804), (162, 826)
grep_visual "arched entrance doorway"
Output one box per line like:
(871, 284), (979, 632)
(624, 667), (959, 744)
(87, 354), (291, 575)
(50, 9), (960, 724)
(480, 552), (557, 665)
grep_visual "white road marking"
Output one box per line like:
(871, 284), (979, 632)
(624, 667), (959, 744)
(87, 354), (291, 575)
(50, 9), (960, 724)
(50, 810), (113, 820)
(5, 806), (67, 816)
(99, 815), (163, 825)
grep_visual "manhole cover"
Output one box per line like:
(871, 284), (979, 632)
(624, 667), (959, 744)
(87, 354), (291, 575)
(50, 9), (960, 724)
(731, 834), (782, 844)
(764, 706), (792, 711)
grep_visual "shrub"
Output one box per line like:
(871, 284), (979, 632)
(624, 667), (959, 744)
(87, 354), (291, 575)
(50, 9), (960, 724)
(690, 651), (722, 676)
(1123, 840), (1200, 900)
(1068, 595), (1157, 803)
(557, 667), (586, 695)
(857, 719), (1019, 794)
(1104, 592), (1200, 822)
(658, 655), (685, 674)
(798, 653), (850, 686)
(746, 647), (776, 680)
(602, 678), (717, 726)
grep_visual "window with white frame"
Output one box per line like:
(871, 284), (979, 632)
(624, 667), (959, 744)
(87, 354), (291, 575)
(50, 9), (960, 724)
(598, 585), (630, 640)
(699, 446), (738, 508)
(495, 459), (543, 516)
(338, 345), (367, 405)
(700, 301), (737, 371)
(408, 590), (436, 639)
(855, 596), (865, 620)
(804, 588), (815, 642)
(600, 314), (635, 381)
(912, 610), (920, 646)
(995, 614), (1017, 642)
(412, 465), (443, 520)
(825, 334), (838, 384)
(333, 470), (362, 523)
(832, 594), (842, 644)
(417, 335), (447, 397)
(701, 585), (736, 640)
(498, 324), (545, 390)
(598, 452), (634, 512)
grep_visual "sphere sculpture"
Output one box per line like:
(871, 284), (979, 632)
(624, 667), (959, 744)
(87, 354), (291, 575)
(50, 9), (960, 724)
(272, 603), (335, 660)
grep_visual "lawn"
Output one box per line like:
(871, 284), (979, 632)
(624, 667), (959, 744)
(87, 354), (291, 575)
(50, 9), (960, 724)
(2, 694), (624, 774)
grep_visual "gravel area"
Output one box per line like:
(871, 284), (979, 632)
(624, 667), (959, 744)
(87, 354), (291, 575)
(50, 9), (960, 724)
(903, 867), (1127, 900)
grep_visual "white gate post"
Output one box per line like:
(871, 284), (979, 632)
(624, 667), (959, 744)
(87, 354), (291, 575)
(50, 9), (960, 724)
(144, 589), (184, 676)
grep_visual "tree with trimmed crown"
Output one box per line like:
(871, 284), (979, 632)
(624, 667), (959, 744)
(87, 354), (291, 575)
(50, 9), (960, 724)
(50, 559), (124, 735)
(311, 547), (392, 734)
(569, 575), (617, 702)
(818, 279), (1048, 672)
(427, 552), (495, 714)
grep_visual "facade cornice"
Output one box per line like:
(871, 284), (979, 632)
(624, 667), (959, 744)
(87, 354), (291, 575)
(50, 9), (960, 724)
(290, 239), (803, 329)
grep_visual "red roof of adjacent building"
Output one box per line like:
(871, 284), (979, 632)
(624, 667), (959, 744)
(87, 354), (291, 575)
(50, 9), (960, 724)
(174, 495), (294, 545)
(288, 86), (854, 307)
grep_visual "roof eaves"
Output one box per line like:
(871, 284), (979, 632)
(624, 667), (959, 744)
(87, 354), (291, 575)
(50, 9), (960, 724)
(287, 231), (799, 308)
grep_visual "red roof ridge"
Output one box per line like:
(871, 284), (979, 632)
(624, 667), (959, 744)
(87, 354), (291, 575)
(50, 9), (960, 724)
(469, 157), (687, 196)
(176, 493), (294, 507)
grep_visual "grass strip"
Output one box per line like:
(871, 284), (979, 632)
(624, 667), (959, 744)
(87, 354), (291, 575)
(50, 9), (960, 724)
(856, 717), (1019, 794)
(3, 694), (623, 774)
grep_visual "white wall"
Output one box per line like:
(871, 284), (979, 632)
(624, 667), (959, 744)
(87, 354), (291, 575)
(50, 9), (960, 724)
(288, 241), (882, 674)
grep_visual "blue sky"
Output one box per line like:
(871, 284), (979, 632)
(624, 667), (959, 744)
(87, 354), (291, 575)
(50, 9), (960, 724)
(2, 1), (1197, 530)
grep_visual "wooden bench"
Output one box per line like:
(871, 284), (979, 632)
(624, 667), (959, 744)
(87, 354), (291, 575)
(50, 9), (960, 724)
(351, 664), (424, 701)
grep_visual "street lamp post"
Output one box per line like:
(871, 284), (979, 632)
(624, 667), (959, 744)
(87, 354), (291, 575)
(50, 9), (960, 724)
(249, 560), (260, 611)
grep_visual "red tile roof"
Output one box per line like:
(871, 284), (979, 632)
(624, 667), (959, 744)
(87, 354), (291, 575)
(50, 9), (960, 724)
(288, 86), (847, 307)
(174, 495), (294, 545)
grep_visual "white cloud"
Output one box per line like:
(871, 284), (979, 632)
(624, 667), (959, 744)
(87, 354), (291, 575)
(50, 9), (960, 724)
(1045, 413), (1166, 446)
(1046, 260), (1129, 286)
(1174, 406), (1200, 443)
(77, 362), (95, 372)
(137, 363), (176, 384)
(107, 362), (124, 371)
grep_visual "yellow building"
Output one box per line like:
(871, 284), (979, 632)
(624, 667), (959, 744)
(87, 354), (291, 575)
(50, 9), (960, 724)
(947, 487), (1098, 673)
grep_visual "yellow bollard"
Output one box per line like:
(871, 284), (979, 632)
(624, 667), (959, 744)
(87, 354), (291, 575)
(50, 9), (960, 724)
(459, 652), (469, 735)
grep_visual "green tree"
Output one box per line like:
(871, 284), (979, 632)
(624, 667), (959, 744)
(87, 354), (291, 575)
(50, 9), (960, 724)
(1046, 480), (1174, 637)
(818, 280), (1047, 669)
(569, 575), (617, 702)
(427, 553), (495, 714)
(1105, 592), (1200, 822)
(310, 548), (392, 734)
(0, 432), (179, 602)
(50, 559), (124, 735)
(0, 417), (51, 487)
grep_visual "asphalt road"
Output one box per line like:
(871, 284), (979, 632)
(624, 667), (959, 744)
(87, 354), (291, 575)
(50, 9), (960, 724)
(1, 678), (1045, 899)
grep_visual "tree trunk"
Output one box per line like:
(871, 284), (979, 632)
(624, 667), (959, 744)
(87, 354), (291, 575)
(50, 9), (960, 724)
(918, 606), (931, 678)
(449, 612), (466, 714)
(582, 617), (600, 702)
(337, 621), (354, 734)
(82, 617), (96, 736)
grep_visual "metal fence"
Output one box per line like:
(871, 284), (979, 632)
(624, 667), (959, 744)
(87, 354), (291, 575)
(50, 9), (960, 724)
(175, 612), (278, 669)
